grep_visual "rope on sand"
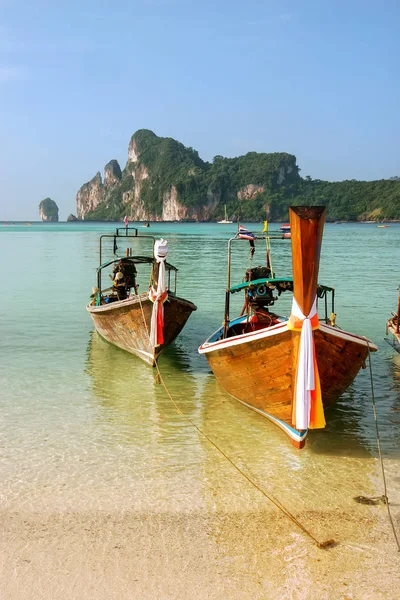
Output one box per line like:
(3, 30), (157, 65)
(137, 293), (336, 550)
(360, 340), (400, 552)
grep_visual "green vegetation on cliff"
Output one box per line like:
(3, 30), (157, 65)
(82, 129), (400, 221)
(294, 178), (400, 221)
(133, 129), (209, 209)
(208, 151), (300, 221)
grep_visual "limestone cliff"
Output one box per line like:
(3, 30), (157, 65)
(39, 198), (59, 222)
(75, 129), (400, 221)
(76, 129), (300, 222)
(237, 184), (265, 201)
(104, 160), (122, 187)
(76, 172), (104, 219)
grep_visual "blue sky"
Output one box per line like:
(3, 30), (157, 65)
(0, 0), (399, 219)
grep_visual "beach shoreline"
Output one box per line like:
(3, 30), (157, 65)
(1, 458), (399, 600)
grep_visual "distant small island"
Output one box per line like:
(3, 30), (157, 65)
(39, 198), (59, 222)
(75, 129), (400, 222)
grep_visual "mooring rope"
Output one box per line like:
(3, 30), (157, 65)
(136, 292), (335, 550)
(363, 338), (400, 552)
(137, 289), (399, 551)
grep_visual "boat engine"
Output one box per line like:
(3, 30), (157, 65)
(244, 266), (276, 308)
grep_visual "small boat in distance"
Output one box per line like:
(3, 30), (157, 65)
(199, 206), (377, 448)
(279, 223), (291, 238)
(385, 285), (400, 353)
(86, 227), (197, 366)
(267, 222), (291, 239)
(377, 224), (390, 228)
(218, 205), (233, 224)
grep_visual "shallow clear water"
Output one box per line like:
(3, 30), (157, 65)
(2, 222), (399, 452)
(0, 221), (400, 599)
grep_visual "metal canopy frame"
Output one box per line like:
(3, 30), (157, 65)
(222, 234), (335, 338)
(96, 227), (178, 295)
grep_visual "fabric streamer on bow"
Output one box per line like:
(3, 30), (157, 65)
(287, 297), (326, 430)
(149, 239), (169, 347)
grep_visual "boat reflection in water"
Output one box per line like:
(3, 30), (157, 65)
(85, 329), (381, 458)
(85, 331), (200, 444)
(84, 331), (215, 511)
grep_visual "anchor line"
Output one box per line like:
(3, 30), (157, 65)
(137, 294), (335, 550)
(364, 338), (400, 552)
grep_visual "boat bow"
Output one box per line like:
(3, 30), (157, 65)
(288, 206), (326, 431)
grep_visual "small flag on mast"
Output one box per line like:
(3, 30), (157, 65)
(238, 225), (256, 241)
(123, 215), (129, 227)
(238, 225), (256, 258)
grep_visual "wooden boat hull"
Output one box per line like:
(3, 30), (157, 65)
(386, 321), (400, 354)
(199, 321), (378, 446)
(87, 293), (196, 366)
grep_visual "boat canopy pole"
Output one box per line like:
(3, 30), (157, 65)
(223, 237), (235, 337)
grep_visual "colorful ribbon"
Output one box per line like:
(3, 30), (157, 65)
(287, 297), (325, 430)
(149, 239), (169, 348)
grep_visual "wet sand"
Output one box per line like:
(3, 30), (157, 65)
(1, 457), (399, 600)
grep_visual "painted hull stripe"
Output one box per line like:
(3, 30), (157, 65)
(199, 321), (377, 354)
(236, 398), (308, 443)
(199, 321), (288, 352)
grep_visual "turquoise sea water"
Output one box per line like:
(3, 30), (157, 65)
(1, 220), (400, 598)
(1, 220), (399, 457)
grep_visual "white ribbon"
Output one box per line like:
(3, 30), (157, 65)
(149, 239), (168, 348)
(291, 297), (317, 430)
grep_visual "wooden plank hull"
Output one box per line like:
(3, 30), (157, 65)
(87, 293), (196, 366)
(386, 321), (400, 354)
(199, 322), (377, 446)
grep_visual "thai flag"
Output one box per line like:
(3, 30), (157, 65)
(238, 225), (256, 240)
(123, 215), (129, 227)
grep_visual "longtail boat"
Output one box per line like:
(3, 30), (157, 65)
(87, 227), (197, 366)
(199, 206), (378, 448)
(385, 285), (400, 353)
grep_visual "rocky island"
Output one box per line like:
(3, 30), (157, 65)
(39, 198), (59, 222)
(76, 130), (400, 222)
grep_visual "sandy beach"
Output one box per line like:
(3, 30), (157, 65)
(1, 454), (399, 600)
